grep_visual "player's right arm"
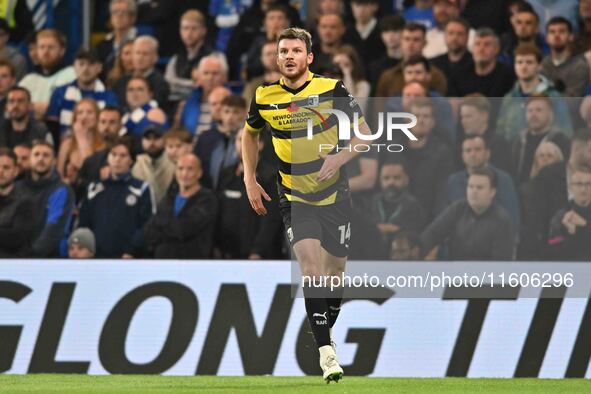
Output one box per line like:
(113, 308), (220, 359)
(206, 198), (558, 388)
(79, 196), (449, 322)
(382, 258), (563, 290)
(243, 87), (271, 216)
(242, 127), (271, 215)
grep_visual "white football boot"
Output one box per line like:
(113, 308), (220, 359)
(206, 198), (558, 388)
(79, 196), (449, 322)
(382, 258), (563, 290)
(319, 344), (344, 383)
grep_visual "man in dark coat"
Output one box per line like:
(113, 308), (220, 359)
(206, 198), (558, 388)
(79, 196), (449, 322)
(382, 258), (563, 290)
(144, 153), (217, 259)
(16, 140), (74, 257)
(0, 147), (33, 257)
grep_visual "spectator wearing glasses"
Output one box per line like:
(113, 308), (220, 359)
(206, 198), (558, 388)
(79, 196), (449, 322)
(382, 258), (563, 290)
(120, 76), (167, 150)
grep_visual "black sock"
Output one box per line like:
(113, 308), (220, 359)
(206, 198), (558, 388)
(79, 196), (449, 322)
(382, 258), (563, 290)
(326, 286), (344, 328)
(303, 287), (331, 347)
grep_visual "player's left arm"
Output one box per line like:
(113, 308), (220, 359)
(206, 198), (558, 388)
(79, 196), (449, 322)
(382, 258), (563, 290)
(317, 81), (373, 182)
(348, 154), (378, 192)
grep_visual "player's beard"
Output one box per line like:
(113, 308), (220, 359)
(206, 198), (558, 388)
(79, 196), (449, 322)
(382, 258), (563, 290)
(383, 185), (403, 202)
(33, 166), (51, 178)
(282, 62), (307, 81)
(552, 43), (567, 53)
(145, 147), (164, 160)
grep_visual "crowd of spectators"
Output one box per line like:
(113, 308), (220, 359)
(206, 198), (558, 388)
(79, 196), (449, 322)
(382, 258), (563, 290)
(1, 0), (591, 261)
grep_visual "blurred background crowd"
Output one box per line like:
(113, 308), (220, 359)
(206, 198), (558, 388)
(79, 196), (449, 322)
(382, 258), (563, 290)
(1, 0), (591, 261)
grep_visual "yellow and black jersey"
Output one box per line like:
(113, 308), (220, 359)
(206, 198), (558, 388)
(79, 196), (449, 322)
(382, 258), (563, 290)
(245, 72), (364, 207)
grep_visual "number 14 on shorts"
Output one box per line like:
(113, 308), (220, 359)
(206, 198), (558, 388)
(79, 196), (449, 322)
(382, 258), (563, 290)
(338, 223), (351, 245)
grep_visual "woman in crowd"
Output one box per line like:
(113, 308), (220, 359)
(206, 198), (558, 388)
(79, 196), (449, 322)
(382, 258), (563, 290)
(106, 40), (134, 89)
(519, 141), (565, 258)
(332, 44), (370, 101)
(529, 141), (565, 179)
(57, 99), (105, 185)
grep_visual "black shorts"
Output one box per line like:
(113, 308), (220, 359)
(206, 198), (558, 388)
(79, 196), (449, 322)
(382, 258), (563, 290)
(280, 199), (352, 258)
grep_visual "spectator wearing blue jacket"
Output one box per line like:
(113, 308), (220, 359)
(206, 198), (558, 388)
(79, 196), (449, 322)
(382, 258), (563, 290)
(403, 0), (435, 30)
(78, 136), (155, 258)
(438, 135), (521, 236)
(16, 140), (74, 257)
(46, 50), (119, 139)
(209, 0), (250, 51)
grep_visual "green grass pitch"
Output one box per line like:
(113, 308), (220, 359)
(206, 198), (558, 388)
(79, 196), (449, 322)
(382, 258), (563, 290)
(0, 375), (589, 393)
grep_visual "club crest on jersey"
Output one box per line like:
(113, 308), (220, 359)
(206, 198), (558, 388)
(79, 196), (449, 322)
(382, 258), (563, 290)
(307, 95), (319, 107)
(126, 194), (137, 206)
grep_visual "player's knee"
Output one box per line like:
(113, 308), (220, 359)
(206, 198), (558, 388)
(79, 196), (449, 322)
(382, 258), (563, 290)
(301, 262), (323, 279)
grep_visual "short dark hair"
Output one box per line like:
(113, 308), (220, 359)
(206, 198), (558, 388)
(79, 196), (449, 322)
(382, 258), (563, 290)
(75, 48), (100, 64)
(379, 14), (405, 33)
(266, 4), (290, 21)
(515, 5), (539, 22)
(127, 76), (152, 92)
(546, 16), (573, 33)
(221, 95), (247, 110)
(0, 147), (17, 165)
(100, 105), (122, 117)
(0, 18), (9, 34)
(277, 27), (312, 54)
(320, 63), (344, 79)
(460, 94), (491, 114)
(0, 59), (15, 78)
(8, 86), (31, 102)
(462, 134), (489, 150)
(470, 166), (497, 189)
(13, 142), (31, 150)
(31, 139), (54, 151)
(445, 16), (470, 32)
(351, 0), (379, 4)
(402, 55), (431, 72)
(474, 27), (500, 47)
(109, 136), (135, 159)
(403, 22), (427, 35)
(509, 0), (534, 14)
